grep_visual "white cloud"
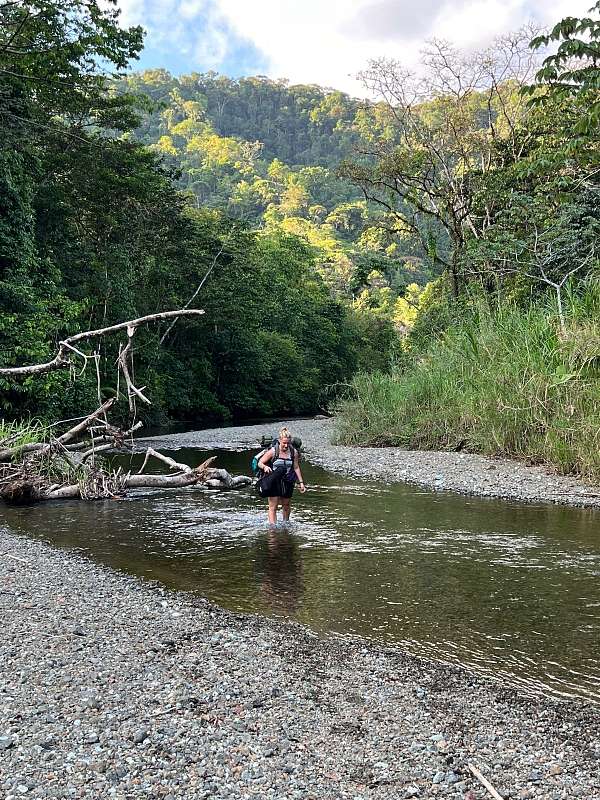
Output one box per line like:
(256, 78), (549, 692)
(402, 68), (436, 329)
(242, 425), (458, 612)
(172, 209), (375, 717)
(116, 0), (149, 28)
(214, 0), (592, 94)
(434, 0), (525, 47)
(191, 7), (229, 67)
(215, 0), (385, 93)
(113, 0), (594, 93)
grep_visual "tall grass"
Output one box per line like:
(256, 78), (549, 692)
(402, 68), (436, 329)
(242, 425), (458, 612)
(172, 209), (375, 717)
(334, 289), (600, 481)
(0, 419), (47, 453)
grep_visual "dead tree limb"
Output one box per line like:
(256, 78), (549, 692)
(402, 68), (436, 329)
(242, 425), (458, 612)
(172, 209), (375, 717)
(204, 468), (252, 489)
(0, 309), (205, 377)
(80, 421), (143, 461)
(0, 441), (47, 462)
(45, 457), (218, 500)
(137, 449), (251, 489)
(56, 398), (115, 445)
(0, 399), (115, 462)
(138, 447), (191, 474)
(204, 475), (252, 489)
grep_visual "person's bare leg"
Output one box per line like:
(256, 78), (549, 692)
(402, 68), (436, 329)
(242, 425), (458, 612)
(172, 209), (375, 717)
(268, 496), (278, 525)
(281, 498), (291, 521)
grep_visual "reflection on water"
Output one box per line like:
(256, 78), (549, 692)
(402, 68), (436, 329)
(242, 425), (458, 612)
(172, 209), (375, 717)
(255, 530), (304, 615)
(2, 446), (600, 704)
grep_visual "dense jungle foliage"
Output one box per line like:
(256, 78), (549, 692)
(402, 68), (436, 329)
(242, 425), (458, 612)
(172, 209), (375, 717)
(2, 0), (600, 481)
(0, 0), (401, 424)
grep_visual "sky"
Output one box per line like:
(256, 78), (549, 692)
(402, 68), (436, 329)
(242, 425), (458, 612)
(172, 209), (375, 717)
(116, 0), (592, 95)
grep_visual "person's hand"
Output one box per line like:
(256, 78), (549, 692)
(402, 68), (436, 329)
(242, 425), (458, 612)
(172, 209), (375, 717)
(299, 482), (306, 493)
(263, 465), (272, 474)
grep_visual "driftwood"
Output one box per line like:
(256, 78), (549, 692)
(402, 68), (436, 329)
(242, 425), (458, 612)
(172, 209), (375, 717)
(43, 457), (218, 500)
(204, 469), (252, 489)
(138, 448), (252, 491)
(467, 763), (505, 800)
(0, 440), (249, 502)
(0, 403), (253, 504)
(138, 447), (190, 474)
(81, 421), (143, 461)
(0, 400), (116, 463)
(0, 309), (252, 503)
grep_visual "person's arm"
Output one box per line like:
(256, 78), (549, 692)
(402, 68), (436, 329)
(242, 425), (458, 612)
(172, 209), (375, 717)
(294, 451), (306, 492)
(258, 447), (275, 474)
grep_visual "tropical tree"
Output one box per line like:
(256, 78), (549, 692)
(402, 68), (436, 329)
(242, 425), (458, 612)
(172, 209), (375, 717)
(340, 32), (540, 296)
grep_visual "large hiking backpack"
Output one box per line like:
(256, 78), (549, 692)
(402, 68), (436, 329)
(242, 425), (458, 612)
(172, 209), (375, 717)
(251, 434), (302, 477)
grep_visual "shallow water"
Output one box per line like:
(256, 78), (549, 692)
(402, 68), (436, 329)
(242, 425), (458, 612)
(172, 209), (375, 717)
(3, 446), (600, 703)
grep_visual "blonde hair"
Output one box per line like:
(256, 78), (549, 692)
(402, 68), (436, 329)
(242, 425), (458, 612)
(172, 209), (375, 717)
(279, 426), (292, 441)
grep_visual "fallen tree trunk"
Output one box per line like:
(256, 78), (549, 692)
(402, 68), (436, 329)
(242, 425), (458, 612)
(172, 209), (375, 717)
(42, 457), (218, 500)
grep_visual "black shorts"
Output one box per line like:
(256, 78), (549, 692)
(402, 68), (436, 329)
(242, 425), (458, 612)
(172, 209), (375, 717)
(278, 478), (295, 499)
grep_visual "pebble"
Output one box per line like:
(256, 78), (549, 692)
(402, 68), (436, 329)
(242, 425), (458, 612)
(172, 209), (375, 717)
(132, 729), (149, 744)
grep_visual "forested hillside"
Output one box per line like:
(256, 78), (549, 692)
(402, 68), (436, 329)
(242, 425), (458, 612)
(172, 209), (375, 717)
(124, 71), (362, 166)
(116, 70), (435, 311)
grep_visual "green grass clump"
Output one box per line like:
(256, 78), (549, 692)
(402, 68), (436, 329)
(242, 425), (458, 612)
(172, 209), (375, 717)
(334, 290), (600, 481)
(0, 419), (47, 454)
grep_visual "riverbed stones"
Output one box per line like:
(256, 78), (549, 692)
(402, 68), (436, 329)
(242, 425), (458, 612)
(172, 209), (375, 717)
(1, 529), (599, 799)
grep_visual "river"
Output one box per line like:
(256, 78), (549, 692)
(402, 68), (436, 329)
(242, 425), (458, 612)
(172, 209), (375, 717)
(2, 445), (599, 704)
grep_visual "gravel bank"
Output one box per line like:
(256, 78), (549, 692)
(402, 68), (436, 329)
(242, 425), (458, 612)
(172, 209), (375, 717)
(1, 529), (599, 800)
(141, 417), (600, 509)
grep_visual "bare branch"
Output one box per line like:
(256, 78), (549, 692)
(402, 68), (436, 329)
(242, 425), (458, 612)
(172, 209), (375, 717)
(0, 309), (205, 377)
(160, 247), (226, 344)
(56, 399), (115, 445)
(138, 448), (191, 475)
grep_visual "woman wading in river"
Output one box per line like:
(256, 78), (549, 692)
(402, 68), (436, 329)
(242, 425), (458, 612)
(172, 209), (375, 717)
(257, 427), (306, 525)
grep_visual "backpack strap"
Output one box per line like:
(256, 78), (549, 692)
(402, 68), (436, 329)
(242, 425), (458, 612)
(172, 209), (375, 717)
(271, 441), (296, 464)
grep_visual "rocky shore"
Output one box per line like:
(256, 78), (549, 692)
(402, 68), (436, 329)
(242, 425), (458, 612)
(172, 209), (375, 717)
(142, 417), (600, 509)
(1, 529), (600, 800)
(2, 418), (600, 799)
